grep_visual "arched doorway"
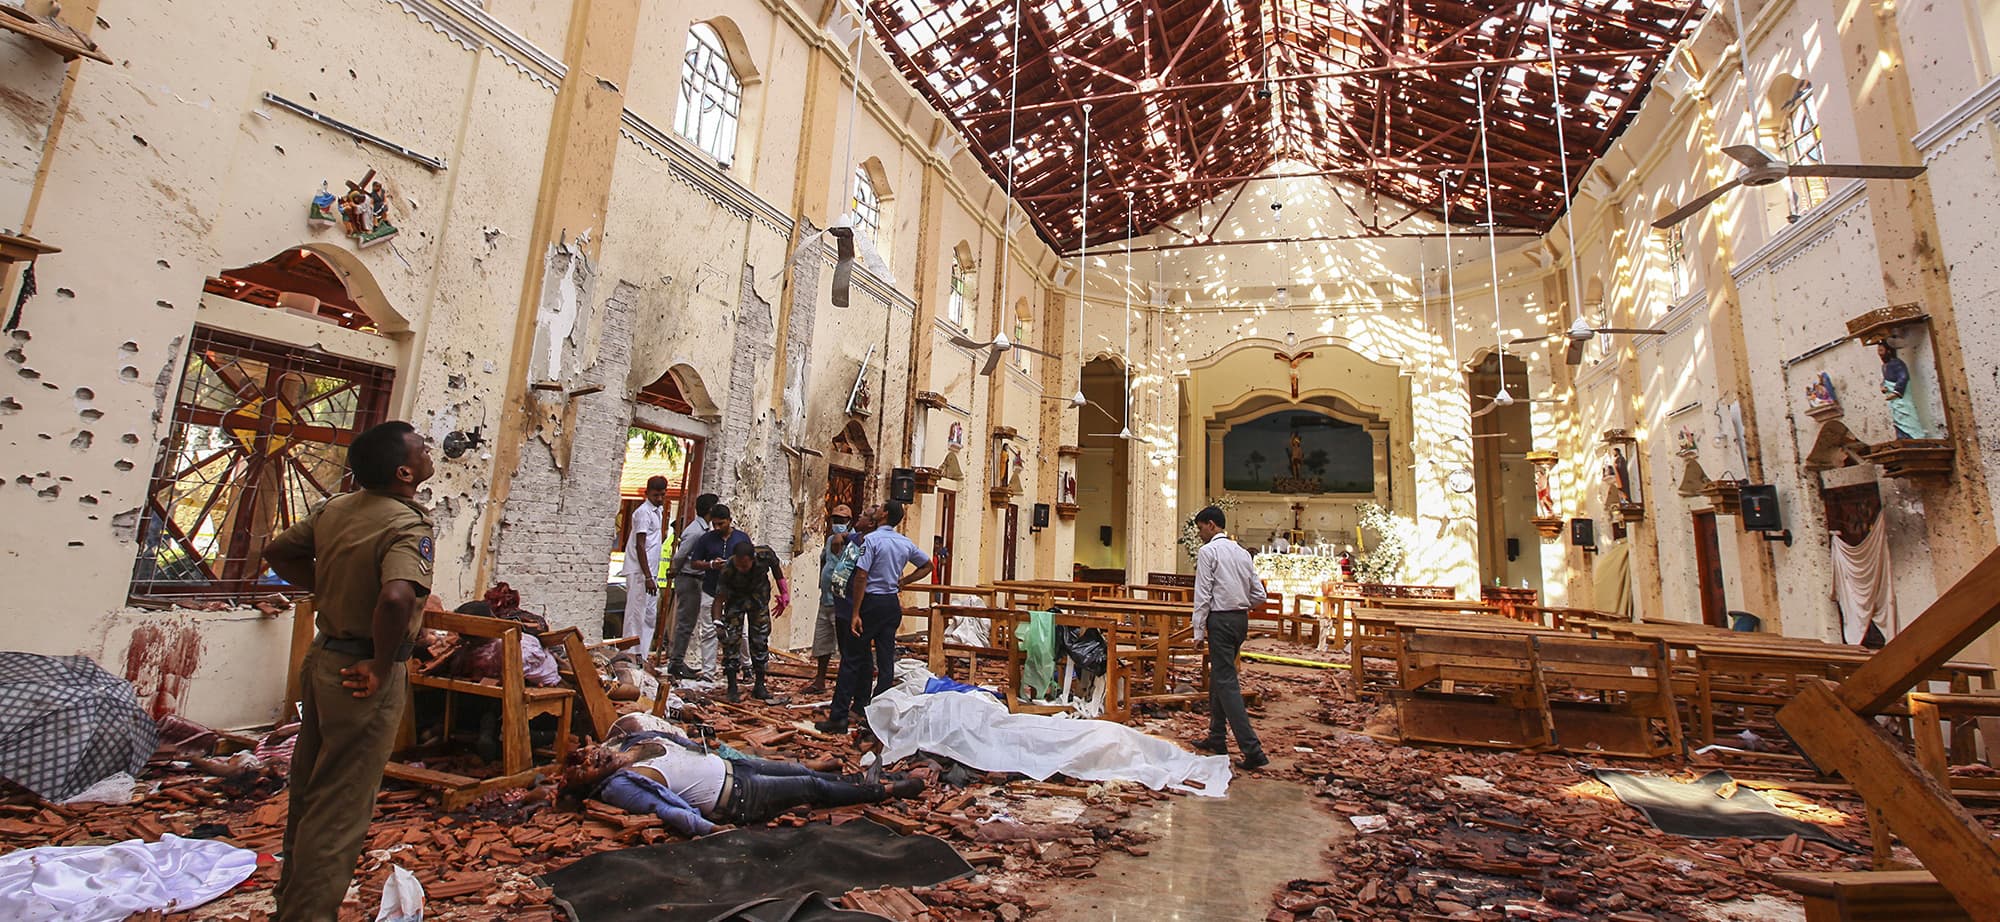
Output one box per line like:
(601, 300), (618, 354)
(1467, 351), (1540, 594)
(131, 248), (403, 601)
(1076, 356), (1129, 577)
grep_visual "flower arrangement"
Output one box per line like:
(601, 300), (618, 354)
(1352, 502), (1413, 584)
(1178, 494), (1241, 560)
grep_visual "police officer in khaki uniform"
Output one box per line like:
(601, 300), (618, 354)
(263, 420), (435, 922)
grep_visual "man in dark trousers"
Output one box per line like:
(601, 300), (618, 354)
(818, 500), (930, 733)
(263, 421), (435, 920)
(1189, 505), (1268, 770)
(710, 542), (790, 701)
(664, 493), (719, 678)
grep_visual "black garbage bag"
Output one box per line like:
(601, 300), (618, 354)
(1055, 626), (1107, 677)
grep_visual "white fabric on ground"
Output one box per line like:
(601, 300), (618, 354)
(866, 664), (1232, 798)
(0, 834), (255, 921)
(1832, 513), (1897, 643)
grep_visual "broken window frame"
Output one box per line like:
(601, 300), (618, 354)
(676, 22), (744, 166)
(851, 166), (883, 240)
(1778, 82), (1829, 213)
(129, 327), (394, 603)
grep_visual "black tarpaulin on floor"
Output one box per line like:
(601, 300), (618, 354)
(540, 818), (974, 922)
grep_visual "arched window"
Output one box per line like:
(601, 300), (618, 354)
(1778, 83), (1828, 212)
(676, 23), (743, 164)
(1013, 299), (1033, 373)
(1663, 225), (1690, 300)
(946, 253), (972, 327)
(850, 166), (882, 238)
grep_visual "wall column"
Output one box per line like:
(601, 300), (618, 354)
(473, 0), (639, 587)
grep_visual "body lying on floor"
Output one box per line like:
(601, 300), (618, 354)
(561, 715), (925, 836)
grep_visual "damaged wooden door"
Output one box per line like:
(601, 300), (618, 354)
(1692, 510), (1726, 627)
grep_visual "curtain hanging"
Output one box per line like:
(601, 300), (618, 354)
(1593, 539), (1635, 621)
(1831, 513), (1896, 643)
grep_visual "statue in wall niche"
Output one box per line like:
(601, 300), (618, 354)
(1534, 461), (1555, 519)
(1877, 342), (1929, 439)
(1289, 431), (1305, 479)
(1602, 446), (1632, 505)
(947, 421), (964, 450)
(1060, 470), (1077, 503)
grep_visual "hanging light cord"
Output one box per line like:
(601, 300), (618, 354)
(1472, 67), (1507, 395)
(1075, 103), (1091, 387)
(1546, 17), (1585, 334)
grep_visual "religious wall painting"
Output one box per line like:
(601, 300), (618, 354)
(1216, 409), (1374, 495)
(1803, 372), (1842, 421)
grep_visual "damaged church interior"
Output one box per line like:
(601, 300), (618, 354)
(6, 0), (2000, 916)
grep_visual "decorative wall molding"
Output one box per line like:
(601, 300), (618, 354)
(1912, 72), (2000, 153)
(1730, 188), (1868, 286)
(382, 0), (564, 92)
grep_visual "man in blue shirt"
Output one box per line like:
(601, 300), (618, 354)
(818, 500), (930, 733)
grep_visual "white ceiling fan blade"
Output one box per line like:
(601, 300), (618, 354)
(1470, 400), (1500, 419)
(1564, 337), (1587, 365)
(1652, 179), (1744, 229)
(1509, 333), (1556, 345)
(979, 349), (1003, 376)
(948, 333), (992, 350)
(1720, 145), (1783, 169)
(1787, 163), (1925, 180)
(1593, 327), (1668, 335)
(1012, 342), (1060, 358)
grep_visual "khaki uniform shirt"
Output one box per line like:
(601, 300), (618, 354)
(264, 490), (434, 643)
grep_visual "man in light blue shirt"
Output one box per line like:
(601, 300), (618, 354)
(818, 500), (931, 733)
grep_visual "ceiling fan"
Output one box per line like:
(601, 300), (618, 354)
(1652, 145), (1923, 229)
(1469, 385), (1565, 418)
(951, 331), (1056, 377)
(1511, 316), (1668, 365)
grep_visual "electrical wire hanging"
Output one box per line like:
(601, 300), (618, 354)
(1472, 67), (1511, 408)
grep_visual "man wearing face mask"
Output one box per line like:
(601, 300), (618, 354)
(807, 504), (854, 695)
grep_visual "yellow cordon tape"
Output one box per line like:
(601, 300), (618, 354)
(1239, 651), (1350, 670)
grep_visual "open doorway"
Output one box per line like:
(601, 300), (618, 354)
(1076, 356), (1129, 573)
(608, 370), (709, 637)
(1467, 351), (1540, 595)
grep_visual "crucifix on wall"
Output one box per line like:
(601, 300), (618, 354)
(1275, 350), (1315, 399)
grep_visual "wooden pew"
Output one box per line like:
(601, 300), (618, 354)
(925, 604), (1013, 678)
(1392, 627), (1681, 756)
(993, 608), (1136, 722)
(1770, 870), (1971, 921)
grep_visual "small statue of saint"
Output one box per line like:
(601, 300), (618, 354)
(1878, 342), (1928, 439)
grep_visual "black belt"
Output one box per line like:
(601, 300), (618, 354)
(317, 635), (416, 660)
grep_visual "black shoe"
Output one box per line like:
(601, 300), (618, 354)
(1191, 739), (1227, 755)
(1236, 754), (1270, 772)
(669, 663), (699, 679)
(725, 674), (741, 702)
(814, 718), (849, 734)
(887, 778), (926, 799)
(750, 679), (771, 701)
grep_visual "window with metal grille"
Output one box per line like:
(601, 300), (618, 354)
(1664, 225), (1690, 300)
(676, 23), (743, 164)
(130, 327), (394, 601)
(851, 167), (881, 239)
(1779, 83), (1828, 212)
(946, 255), (970, 326)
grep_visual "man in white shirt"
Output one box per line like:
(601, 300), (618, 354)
(664, 493), (718, 678)
(1190, 505), (1268, 770)
(621, 477), (669, 653)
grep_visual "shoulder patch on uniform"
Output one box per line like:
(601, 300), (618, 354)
(417, 536), (435, 573)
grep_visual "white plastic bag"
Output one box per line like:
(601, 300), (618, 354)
(375, 864), (424, 922)
(60, 772), (141, 805)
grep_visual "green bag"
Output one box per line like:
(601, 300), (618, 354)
(1016, 610), (1056, 699)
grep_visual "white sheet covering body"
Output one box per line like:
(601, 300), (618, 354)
(0, 833), (256, 921)
(865, 677), (1233, 797)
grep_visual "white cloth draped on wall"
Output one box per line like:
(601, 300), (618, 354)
(1831, 514), (1897, 643)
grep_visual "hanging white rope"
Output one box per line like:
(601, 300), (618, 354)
(998, 0), (1025, 359)
(1072, 103), (1092, 405)
(1123, 190), (1134, 437)
(1545, 16), (1587, 338)
(1471, 67), (1510, 402)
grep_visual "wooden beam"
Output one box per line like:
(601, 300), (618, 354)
(1776, 679), (2000, 917)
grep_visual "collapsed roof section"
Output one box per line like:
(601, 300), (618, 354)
(865, 0), (1705, 253)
